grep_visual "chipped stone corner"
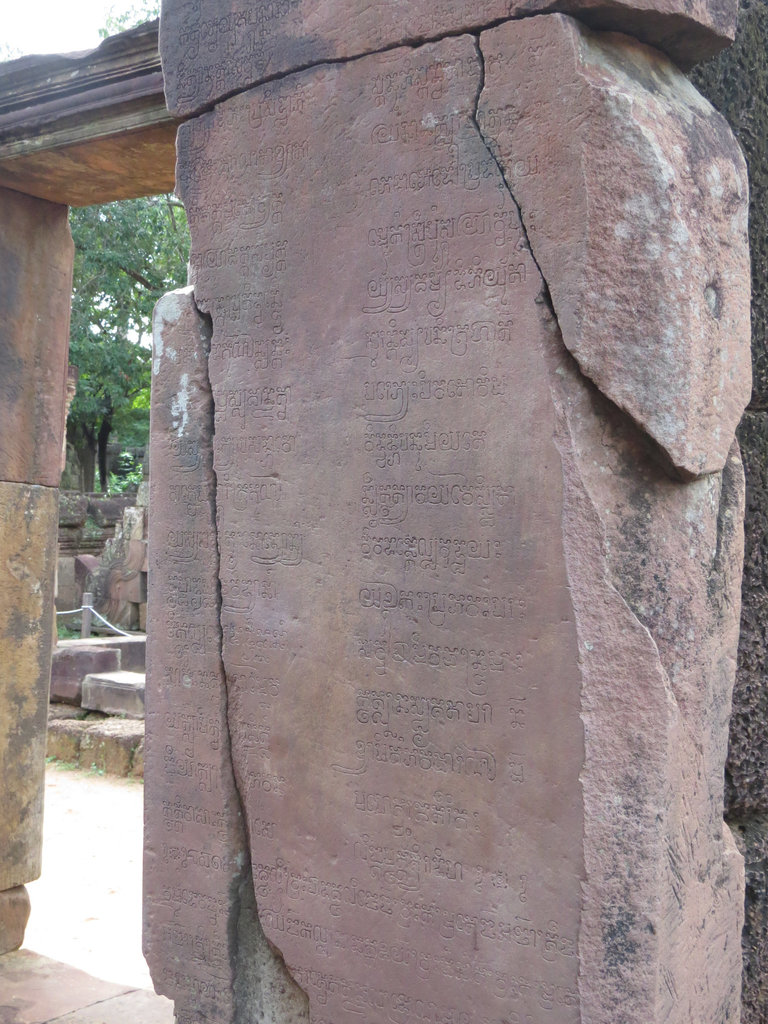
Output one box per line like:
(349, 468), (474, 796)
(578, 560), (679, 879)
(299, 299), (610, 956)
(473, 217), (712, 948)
(476, 13), (751, 480)
(537, 293), (745, 1021)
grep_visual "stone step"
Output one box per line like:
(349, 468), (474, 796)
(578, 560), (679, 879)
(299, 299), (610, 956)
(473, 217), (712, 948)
(50, 644), (120, 705)
(81, 671), (145, 719)
(47, 707), (144, 779)
(56, 634), (146, 672)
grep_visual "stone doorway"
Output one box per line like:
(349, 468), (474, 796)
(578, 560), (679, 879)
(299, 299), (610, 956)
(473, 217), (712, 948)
(0, 18), (180, 963)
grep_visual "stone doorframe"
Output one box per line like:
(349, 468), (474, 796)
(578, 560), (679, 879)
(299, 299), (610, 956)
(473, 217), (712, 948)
(0, 19), (179, 953)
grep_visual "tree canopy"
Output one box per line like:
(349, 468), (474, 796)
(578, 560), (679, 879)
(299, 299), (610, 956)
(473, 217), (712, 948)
(67, 194), (190, 491)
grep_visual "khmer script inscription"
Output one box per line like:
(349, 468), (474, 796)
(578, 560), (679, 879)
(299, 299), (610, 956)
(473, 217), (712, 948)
(177, 35), (585, 1024)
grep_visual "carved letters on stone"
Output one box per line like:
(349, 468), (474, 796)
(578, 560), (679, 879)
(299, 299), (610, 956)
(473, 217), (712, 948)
(147, 11), (749, 1024)
(159, 0), (739, 117)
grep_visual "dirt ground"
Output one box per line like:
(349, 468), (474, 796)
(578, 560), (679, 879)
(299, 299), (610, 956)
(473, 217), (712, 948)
(24, 763), (152, 991)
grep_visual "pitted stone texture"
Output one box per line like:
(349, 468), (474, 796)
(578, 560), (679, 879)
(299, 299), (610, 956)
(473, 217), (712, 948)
(546, 311), (744, 1021)
(50, 644), (120, 705)
(691, 0), (768, 409)
(732, 818), (768, 1024)
(725, 411), (768, 818)
(0, 482), (58, 891)
(145, 289), (305, 1024)
(0, 886), (31, 955)
(0, 187), (72, 487)
(478, 15), (751, 478)
(158, 0), (737, 117)
(164, 28), (745, 1023)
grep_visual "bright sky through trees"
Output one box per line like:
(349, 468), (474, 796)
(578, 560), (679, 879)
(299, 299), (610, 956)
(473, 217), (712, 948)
(3, 1), (137, 57)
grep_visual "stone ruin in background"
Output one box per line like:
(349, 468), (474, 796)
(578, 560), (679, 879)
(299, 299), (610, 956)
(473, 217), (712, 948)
(144, 1), (752, 1022)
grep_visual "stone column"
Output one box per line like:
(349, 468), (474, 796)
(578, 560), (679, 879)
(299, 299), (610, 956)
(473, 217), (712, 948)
(0, 185), (73, 953)
(145, 3), (750, 1021)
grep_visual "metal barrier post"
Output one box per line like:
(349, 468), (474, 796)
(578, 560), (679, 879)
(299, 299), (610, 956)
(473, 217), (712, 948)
(81, 592), (93, 638)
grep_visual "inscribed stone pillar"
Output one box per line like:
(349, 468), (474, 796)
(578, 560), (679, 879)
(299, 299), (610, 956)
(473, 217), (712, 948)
(147, 6), (750, 1023)
(0, 485), (59, 886)
(0, 187), (72, 952)
(0, 187), (72, 489)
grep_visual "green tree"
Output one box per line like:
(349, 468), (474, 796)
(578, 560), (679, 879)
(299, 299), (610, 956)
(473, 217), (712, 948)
(100, 0), (160, 37)
(68, 194), (189, 491)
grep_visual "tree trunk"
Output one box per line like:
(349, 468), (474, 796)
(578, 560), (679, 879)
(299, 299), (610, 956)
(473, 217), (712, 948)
(79, 444), (96, 493)
(97, 416), (112, 492)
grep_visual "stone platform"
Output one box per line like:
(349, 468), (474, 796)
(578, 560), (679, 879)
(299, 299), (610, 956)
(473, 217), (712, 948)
(46, 706), (144, 779)
(81, 671), (145, 719)
(0, 950), (172, 1024)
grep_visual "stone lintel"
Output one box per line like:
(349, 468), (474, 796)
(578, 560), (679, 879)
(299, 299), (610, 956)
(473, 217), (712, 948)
(0, 20), (181, 205)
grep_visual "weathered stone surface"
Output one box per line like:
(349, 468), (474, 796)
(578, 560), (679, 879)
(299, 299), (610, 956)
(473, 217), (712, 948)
(46, 715), (146, 778)
(478, 14), (751, 478)
(80, 718), (145, 777)
(691, 0), (768, 409)
(725, 411), (768, 818)
(58, 491), (89, 530)
(0, 482), (58, 891)
(50, 643), (121, 705)
(0, 886), (31, 955)
(0, 187), (72, 487)
(81, 671), (145, 718)
(732, 817), (768, 1024)
(693, 26), (768, 1021)
(144, 290), (304, 1024)
(145, 27), (744, 1023)
(159, 0), (737, 118)
(55, 556), (78, 615)
(0, 22), (181, 207)
(184, 37), (586, 1024)
(550, 327), (745, 1022)
(58, 635), (147, 673)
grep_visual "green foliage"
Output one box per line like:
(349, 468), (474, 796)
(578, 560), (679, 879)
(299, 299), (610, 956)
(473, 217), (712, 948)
(56, 622), (82, 640)
(0, 41), (22, 61)
(99, 1), (161, 37)
(68, 194), (189, 490)
(108, 451), (144, 494)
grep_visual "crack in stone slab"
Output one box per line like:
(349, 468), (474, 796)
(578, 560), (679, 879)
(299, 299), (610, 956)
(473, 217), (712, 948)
(168, 13), (556, 117)
(470, 34), (559, 324)
(470, 29), (704, 485)
(192, 284), (310, 1023)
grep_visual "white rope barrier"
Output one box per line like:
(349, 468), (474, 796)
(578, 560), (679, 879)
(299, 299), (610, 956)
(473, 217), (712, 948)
(56, 604), (135, 638)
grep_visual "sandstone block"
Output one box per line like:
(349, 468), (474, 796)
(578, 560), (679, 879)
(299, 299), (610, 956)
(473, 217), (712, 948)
(80, 719), (144, 776)
(58, 491), (88, 529)
(85, 493), (133, 529)
(57, 635), (146, 672)
(46, 718), (89, 766)
(48, 703), (89, 721)
(151, 27), (745, 1023)
(0, 188), (72, 487)
(159, 0), (738, 117)
(55, 555), (78, 615)
(75, 554), (99, 589)
(478, 14), (751, 478)
(0, 482), (58, 891)
(731, 818), (768, 1024)
(0, 886), (31, 955)
(726, 411), (768, 818)
(81, 670), (145, 718)
(691, 2), (768, 408)
(50, 643), (121, 705)
(144, 289), (254, 1023)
